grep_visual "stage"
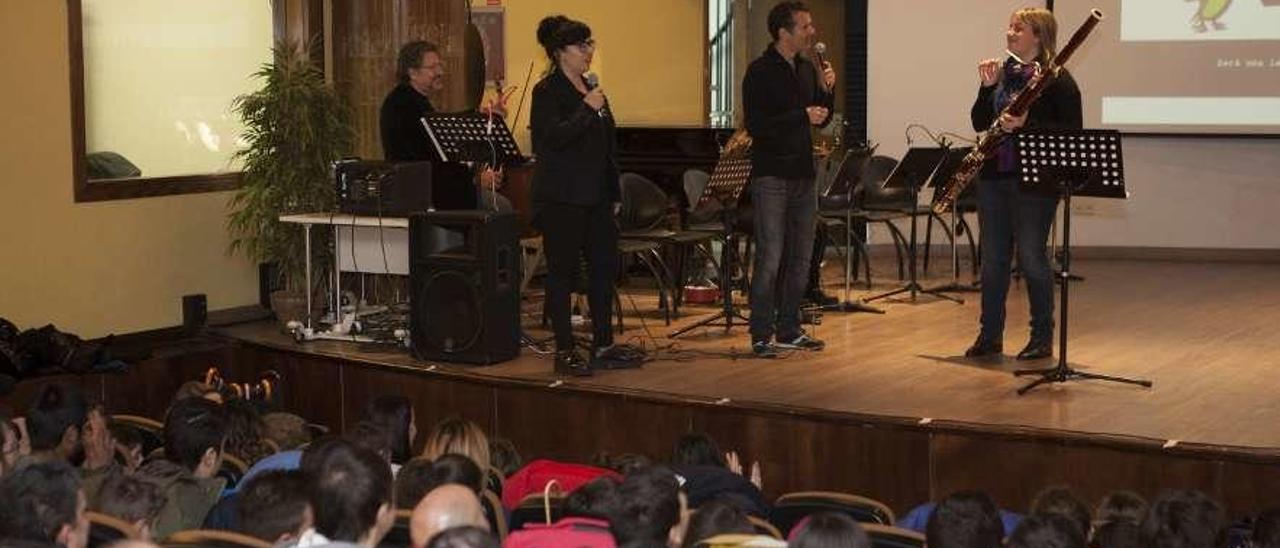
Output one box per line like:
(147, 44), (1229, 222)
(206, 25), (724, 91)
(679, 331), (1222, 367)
(216, 257), (1280, 515)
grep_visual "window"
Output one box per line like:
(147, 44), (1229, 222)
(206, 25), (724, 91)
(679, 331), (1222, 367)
(708, 0), (734, 126)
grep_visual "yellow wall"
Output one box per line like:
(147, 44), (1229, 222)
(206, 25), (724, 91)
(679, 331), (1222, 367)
(0, 2), (259, 338)
(475, 0), (708, 148)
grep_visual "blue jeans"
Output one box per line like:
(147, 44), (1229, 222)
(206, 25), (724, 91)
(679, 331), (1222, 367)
(978, 175), (1059, 342)
(749, 175), (817, 341)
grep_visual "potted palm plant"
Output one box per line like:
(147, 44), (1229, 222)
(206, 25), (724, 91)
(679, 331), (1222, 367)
(228, 40), (353, 324)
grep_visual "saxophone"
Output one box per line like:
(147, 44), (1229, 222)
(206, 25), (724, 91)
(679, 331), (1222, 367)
(933, 9), (1104, 214)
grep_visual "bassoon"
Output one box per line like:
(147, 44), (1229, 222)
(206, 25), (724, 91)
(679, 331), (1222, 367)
(933, 9), (1104, 214)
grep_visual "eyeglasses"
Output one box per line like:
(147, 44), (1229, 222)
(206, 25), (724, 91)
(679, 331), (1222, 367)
(574, 39), (596, 51)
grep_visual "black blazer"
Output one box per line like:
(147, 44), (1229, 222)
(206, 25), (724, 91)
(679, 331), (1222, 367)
(971, 69), (1082, 178)
(530, 69), (620, 213)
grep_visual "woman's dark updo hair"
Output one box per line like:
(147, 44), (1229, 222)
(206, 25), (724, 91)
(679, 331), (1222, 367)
(536, 15), (591, 63)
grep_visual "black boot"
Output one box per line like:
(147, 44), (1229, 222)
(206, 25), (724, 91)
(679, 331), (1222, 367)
(553, 349), (591, 376)
(1016, 337), (1053, 360)
(964, 335), (1003, 358)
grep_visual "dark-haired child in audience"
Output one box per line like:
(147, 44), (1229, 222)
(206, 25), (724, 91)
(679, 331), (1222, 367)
(789, 512), (870, 548)
(297, 438), (395, 547)
(396, 457), (436, 509)
(1008, 514), (1086, 548)
(222, 399), (272, 467)
(135, 397), (228, 538)
(1094, 491), (1146, 528)
(610, 466), (687, 547)
(565, 476), (622, 522)
(0, 460), (90, 548)
(91, 474), (165, 541)
(22, 385), (119, 503)
(1030, 486), (1092, 539)
(669, 434), (768, 519)
(425, 525), (498, 548)
(594, 452), (654, 477)
(362, 396), (416, 466)
(680, 499), (754, 548)
(234, 469), (313, 545)
(1139, 489), (1225, 548)
(925, 490), (1007, 548)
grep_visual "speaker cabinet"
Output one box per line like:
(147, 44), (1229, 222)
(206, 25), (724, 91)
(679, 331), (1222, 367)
(410, 210), (520, 365)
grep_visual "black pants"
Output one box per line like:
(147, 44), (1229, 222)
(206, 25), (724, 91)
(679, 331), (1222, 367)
(541, 201), (618, 351)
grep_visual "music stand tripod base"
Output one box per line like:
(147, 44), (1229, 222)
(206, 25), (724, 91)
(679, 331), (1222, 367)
(1010, 129), (1151, 395)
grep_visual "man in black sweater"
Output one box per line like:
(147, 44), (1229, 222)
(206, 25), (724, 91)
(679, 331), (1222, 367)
(379, 41), (508, 212)
(742, 1), (835, 357)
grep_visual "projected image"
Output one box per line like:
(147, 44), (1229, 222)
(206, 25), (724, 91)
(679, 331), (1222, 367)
(1121, 0), (1280, 41)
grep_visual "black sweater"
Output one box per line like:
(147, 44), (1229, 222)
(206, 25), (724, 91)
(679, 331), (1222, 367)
(742, 46), (834, 179)
(378, 82), (476, 210)
(530, 70), (619, 212)
(971, 69), (1083, 178)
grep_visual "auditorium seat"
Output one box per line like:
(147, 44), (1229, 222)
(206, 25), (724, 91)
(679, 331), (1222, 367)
(770, 491), (896, 535)
(748, 515), (784, 539)
(163, 529), (272, 548)
(862, 523), (926, 548)
(508, 492), (565, 532)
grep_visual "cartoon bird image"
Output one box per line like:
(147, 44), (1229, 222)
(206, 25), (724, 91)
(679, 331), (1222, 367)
(1190, 0), (1233, 32)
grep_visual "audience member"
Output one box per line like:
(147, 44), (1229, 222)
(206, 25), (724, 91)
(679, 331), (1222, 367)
(593, 452), (654, 477)
(1089, 520), (1140, 548)
(106, 423), (144, 474)
(396, 457), (435, 509)
(261, 412), (313, 450)
(680, 499), (754, 548)
(135, 397), (228, 539)
(0, 461), (89, 548)
(564, 476), (622, 521)
(170, 381), (222, 407)
(21, 384), (88, 466)
(362, 396), (416, 465)
(610, 466), (686, 547)
(1008, 514), (1086, 548)
(344, 421), (394, 467)
(1, 412), (22, 476)
(669, 434), (766, 518)
(91, 474), (165, 540)
(1094, 491), (1147, 527)
(1139, 490), (1224, 548)
(1030, 486), (1092, 539)
(297, 438), (395, 547)
(421, 418), (492, 491)
(410, 485), (488, 548)
(1252, 507), (1280, 548)
(789, 512), (870, 548)
(487, 438), (522, 479)
(234, 469), (313, 545)
(926, 490), (1005, 548)
(221, 399), (272, 466)
(424, 525), (497, 548)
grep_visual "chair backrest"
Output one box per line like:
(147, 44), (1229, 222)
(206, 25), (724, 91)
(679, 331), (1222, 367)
(619, 172), (670, 231)
(683, 169), (711, 212)
(509, 492), (566, 533)
(88, 511), (141, 548)
(217, 454), (248, 489)
(163, 529), (272, 548)
(862, 523), (926, 548)
(481, 489), (509, 540)
(112, 414), (165, 457)
(748, 515), (784, 539)
(771, 491), (896, 536)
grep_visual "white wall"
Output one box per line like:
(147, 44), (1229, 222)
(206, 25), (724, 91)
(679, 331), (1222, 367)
(868, 1), (1280, 250)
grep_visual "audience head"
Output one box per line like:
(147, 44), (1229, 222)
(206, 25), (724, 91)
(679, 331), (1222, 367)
(25, 383), (88, 458)
(1095, 491), (1147, 527)
(789, 512), (870, 548)
(425, 525), (498, 548)
(1252, 507), (1280, 548)
(410, 485), (488, 548)
(611, 466), (684, 547)
(261, 412), (312, 450)
(1139, 490), (1224, 548)
(1089, 520), (1141, 548)
(344, 420), (394, 463)
(106, 423), (144, 473)
(0, 460), (89, 548)
(671, 433), (727, 468)
(421, 418), (490, 478)
(396, 457), (436, 509)
(563, 476), (621, 521)
(427, 453), (484, 494)
(171, 381), (221, 407)
(91, 474), (165, 540)
(487, 437), (522, 478)
(1009, 514), (1086, 548)
(926, 490), (1004, 548)
(235, 469), (314, 545)
(595, 451), (655, 477)
(680, 499), (754, 548)
(1031, 486), (1092, 538)
(162, 397), (228, 478)
(363, 396), (416, 464)
(300, 438), (395, 546)
(222, 398), (269, 464)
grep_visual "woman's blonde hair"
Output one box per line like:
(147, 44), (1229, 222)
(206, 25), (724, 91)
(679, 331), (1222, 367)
(1015, 7), (1059, 68)
(421, 417), (491, 475)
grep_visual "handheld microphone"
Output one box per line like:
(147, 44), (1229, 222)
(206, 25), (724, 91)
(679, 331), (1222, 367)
(813, 42), (828, 64)
(584, 73), (605, 118)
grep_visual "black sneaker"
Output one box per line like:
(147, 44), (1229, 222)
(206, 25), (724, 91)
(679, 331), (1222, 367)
(593, 344), (644, 369)
(554, 349), (591, 377)
(751, 339), (780, 359)
(776, 331), (825, 351)
(805, 288), (839, 306)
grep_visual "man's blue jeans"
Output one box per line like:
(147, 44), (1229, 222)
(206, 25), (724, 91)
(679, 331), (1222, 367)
(749, 176), (817, 342)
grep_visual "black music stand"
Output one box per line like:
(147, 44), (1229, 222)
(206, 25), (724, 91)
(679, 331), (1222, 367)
(818, 145), (883, 314)
(669, 154), (753, 338)
(421, 112), (523, 166)
(924, 145), (979, 297)
(1011, 129), (1151, 395)
(865, 147), (961, 304)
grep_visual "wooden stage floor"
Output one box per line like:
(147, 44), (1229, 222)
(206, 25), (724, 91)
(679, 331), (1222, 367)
(223, 258), (1280, 453)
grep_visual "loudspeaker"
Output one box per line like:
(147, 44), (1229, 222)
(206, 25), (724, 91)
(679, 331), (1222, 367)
(182, 294), (207, 334)
(410, 210), (520, 365)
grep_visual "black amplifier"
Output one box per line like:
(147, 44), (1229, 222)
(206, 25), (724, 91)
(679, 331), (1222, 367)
(334, 160), (433, 217)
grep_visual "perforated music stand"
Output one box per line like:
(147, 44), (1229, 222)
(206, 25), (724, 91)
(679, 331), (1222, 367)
(420, 112), (523, 166)
(865, 147), (959, 304)
(1011, 129), (1150, 395)
(669, 152), (754, 338)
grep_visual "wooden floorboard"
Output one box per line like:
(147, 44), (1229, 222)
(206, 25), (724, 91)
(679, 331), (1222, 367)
(220, 258), (1280, 451)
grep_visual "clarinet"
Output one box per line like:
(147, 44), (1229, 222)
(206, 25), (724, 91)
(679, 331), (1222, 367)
(933, 9), (1104, 214)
